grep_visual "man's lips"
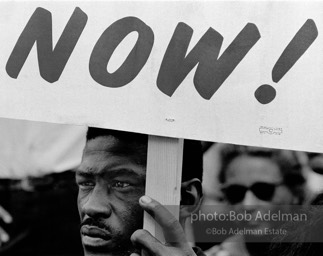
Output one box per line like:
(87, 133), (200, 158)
(81, 225), (111, 240)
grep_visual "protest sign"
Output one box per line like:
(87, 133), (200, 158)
(0, 1), (322, 152)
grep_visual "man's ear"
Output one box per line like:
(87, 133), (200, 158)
(180, 178), (203, 219)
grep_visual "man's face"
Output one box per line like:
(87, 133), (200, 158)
(223, 155), (296, 234)
(76, 136), (146, 256)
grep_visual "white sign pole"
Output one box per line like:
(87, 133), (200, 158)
(143, 135), (184, 240)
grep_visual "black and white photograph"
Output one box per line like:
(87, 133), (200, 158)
(0, 1), (323, 256)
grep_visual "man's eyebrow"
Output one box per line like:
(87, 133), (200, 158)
(75, 169), (94, 178)
(75, 167), (145, 179)
(103, 168), (145, 179)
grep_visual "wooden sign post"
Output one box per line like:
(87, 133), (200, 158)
(143, 135), (184, 241)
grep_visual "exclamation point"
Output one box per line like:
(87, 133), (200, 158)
(255, 19), (318, 104)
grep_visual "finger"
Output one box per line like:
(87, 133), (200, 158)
(139, 196), (186, 244)
(0, 205), (12, 224)
(0, 227), (9, 243)
(131, 229), (166, 256)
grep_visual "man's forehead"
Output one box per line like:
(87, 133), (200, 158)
(84, 136), (120, 153)
(79, 136), (147, 176)
(82, 135), (147, 167)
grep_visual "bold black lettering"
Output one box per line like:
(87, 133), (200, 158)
(6, 7), (87, 83)
(157, 23), (260, 100)
(89, 17), (154, 88)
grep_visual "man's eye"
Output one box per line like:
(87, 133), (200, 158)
(78, 181), (95, 188)
(113, 181), (131, 188)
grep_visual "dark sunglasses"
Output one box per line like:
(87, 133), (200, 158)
(222, 182), (282, 204)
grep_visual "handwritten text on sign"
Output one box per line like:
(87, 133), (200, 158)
(1, 1), (323, 152)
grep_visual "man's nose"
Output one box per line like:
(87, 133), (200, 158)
(241, 190), (259, 209)
(82, 186), (112, 219)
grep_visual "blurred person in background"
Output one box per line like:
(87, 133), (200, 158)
(267, 153), (323, 256)
(0, 117), (86, 255)
(204, 144), (307, 256)
(268, 191), (323, 256)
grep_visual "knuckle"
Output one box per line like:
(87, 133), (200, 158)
(165, 216), (180, 228)
(150, 200), (161, 211)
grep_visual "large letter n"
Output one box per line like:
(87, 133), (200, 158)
(6, 7), (87, 83)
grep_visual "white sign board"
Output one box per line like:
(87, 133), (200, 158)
(0, 1), (322, 152)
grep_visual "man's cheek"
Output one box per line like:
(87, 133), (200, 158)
(77, 194), (88, 218)
(120, 199), (143, 222)
(115, 187), (145, 202)
(77, 200), (84, 218)
(128, 201), (144, 227)
(132, 186), (145, 199)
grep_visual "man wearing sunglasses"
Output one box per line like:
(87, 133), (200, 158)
(205, 145), (306, 256)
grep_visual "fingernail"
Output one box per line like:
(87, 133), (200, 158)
(140, 196), (151, 204)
